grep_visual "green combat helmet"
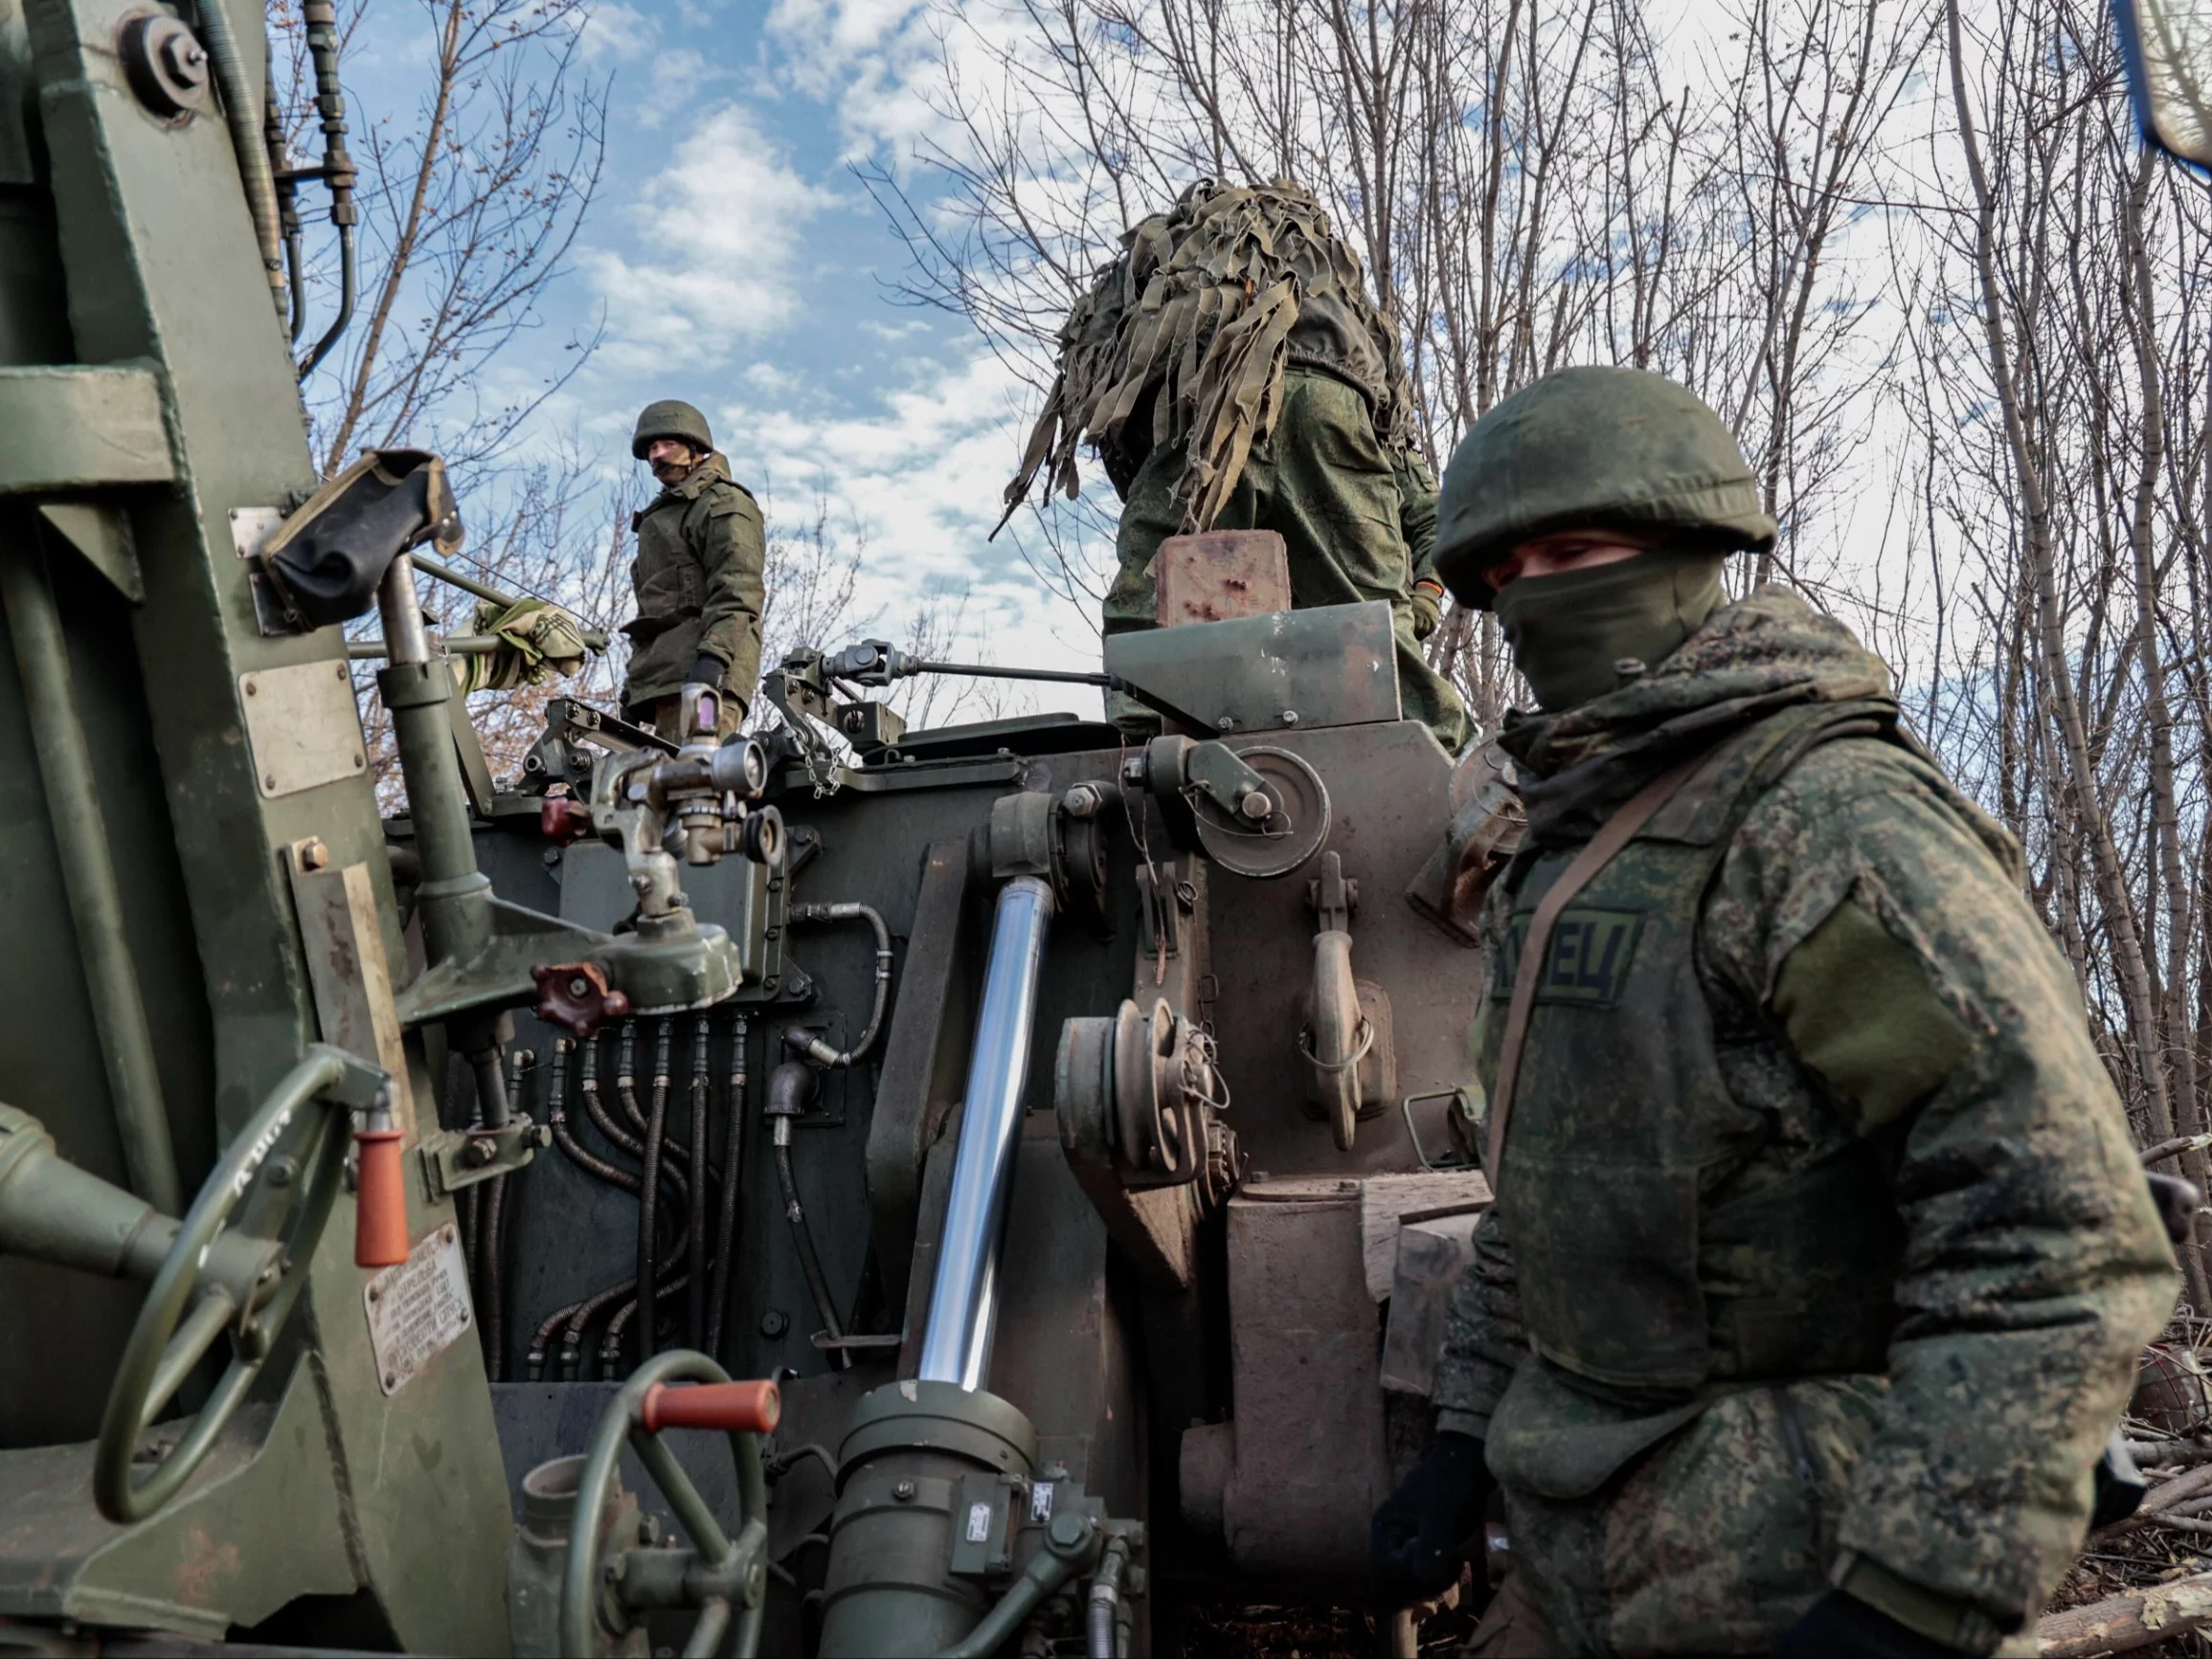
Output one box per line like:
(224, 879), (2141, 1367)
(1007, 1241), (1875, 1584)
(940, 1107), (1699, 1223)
(1432, 366), (1777, 606)
(632, 398), (714, 460)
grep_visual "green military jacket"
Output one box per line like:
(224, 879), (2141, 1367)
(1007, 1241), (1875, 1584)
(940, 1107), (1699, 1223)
(1435, 589), (2174, 1649)
(1394, 448), (1440, 591)
(621, 452), (765, 713)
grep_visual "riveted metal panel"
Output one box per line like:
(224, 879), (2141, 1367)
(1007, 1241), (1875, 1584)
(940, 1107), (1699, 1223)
(239, 659), (367, 797)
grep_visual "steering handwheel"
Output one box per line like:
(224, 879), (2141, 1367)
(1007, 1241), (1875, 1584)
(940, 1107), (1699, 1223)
(563, 1350), (776, 1659)
(93, 1045), (370, 1522)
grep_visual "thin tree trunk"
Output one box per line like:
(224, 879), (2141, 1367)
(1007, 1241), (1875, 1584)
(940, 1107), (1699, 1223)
(1943, 0), (2193, 1298)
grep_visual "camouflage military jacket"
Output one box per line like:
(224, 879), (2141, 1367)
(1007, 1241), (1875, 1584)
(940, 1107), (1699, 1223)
(1434, 588), (2175, 1635)
(621, 452), (765, 712)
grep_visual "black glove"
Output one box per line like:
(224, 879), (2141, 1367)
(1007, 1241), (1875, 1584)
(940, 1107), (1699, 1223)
(2091, 1427), (2149, 1530)
(1370, 1431), (1489, 1610)
(2147, 1169), (2203, 1246)
(1774, 1591), (1961, 1659)
(685, 654), (724, 689)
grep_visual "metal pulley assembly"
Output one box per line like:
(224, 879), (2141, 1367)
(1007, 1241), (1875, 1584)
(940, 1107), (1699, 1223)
(1193, 745), (1330, 877)
(1056, 998), (1243, 1203)
(1124, 734), (1332, 879)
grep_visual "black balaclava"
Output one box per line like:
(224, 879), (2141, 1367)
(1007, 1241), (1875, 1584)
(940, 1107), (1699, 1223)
(1492, 549), (1727, 711)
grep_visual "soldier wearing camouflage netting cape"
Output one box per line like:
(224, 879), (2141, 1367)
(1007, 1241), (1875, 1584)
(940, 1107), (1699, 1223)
(1001, 178), (1468, 750)
(1369, 366), (2178, 1658)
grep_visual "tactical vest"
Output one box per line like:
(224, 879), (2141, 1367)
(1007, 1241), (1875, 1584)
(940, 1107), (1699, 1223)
(1482, 701), (1910, 1399)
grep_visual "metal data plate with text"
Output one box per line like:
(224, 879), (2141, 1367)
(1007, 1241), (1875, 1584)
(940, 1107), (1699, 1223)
(364, 1222), (475, 1397)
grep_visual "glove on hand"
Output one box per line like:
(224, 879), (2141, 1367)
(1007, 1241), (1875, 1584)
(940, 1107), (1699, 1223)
(685, 654), (725, 690)
(1411, 581), (1446, 641)
(2147, 1168), (2203, 1246)
(1774, 1592), (1963, 1659)
(1369, 1431), (1489, 1610)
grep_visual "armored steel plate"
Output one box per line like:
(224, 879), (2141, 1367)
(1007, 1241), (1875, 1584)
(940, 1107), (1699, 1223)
(240, 660), (368, 796)
(364, 1222), (474, 1396)
(1195, 746), (1331, 878)
(1103, 600), (1403, 734)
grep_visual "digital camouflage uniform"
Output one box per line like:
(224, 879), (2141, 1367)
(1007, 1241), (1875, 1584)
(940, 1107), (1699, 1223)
(1433, 588), (2178, 1655)
(1001, 179), (1468, 751)
(621, 450), (765, 736)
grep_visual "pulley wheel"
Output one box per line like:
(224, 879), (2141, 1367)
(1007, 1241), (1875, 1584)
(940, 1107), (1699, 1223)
(1193, 746), (1330, 879)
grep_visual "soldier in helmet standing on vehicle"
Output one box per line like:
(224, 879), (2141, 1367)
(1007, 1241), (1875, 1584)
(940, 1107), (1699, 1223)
(1368, 365), (2178, 1656)
(621, 399), (765, 739)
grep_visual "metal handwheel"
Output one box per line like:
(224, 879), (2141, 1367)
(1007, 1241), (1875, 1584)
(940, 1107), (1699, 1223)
(563, 1350), (777, 1659)
(93, 1043), (382, 1522)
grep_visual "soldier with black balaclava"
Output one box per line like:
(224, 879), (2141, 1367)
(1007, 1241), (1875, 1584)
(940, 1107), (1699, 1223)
(1369, 365), (2178, 1658)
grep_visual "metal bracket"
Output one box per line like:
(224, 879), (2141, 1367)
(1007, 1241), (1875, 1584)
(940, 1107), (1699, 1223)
(1400, 1088), (1481, 1172)
(418, 1120), (548, 1200)
(1183, 740), (1274, 823)
(1134, 864), (1192, 960)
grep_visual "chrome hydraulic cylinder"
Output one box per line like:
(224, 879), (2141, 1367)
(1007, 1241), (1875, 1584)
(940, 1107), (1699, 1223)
(915, 875), (1054, 1389)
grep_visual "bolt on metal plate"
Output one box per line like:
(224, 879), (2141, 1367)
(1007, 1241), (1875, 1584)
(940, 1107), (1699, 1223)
(240, 659), (369, 797)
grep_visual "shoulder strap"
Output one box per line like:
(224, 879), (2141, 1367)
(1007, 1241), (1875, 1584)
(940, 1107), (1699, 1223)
(1482, 746), (1718, 1190)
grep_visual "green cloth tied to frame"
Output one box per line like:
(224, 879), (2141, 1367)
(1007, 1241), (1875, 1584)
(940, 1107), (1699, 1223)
(449, 596), (590, 695)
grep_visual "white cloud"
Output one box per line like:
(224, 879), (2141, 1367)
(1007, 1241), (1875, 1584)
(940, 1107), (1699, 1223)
(763, 0), (954, 159)
(635, 48), (726, 124)
(576, 0), (660, 62)
(581, 104), (838, 369)
(717, 343), (1108, 685)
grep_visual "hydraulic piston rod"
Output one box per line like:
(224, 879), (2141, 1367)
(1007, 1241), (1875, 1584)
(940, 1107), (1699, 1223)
(915, 875), (1054, 1389)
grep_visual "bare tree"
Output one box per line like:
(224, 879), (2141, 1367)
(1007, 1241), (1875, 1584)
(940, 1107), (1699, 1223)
(1906, 0), (2212, 1302)
(865, 0), (1926, 729)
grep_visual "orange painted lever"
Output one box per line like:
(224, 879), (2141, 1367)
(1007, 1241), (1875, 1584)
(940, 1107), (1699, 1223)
(641, 1379), (781, 1436)
(353, 1129), (410, 1267)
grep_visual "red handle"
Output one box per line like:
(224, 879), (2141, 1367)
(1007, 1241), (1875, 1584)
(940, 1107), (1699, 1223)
(354, 1130), (410, 1267)
(641, 1379), (781, 1436)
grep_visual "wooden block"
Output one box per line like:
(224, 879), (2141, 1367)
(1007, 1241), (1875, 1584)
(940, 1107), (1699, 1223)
(1360, 1170), (1491, 1301)
(1154, 529), (1292, 626)
(1380, 1213), (1482, 1397)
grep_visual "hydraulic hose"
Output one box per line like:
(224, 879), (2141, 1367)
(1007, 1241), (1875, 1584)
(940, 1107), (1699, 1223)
(585, 1027), (645, 1160)
(553, 1037), (641, 1194)
(531, 1271), (634, 1381)
(615, 1020), (693, 1185)
(706, 1014), (750, 1362)
(636, 1020), (673, 1364)
(784, 903), (893, 1068)
(557, 1277), (640, 1379)
(1089, 1536), (1130, 1659)
(765, 1062), (844, 1356)
(192, 0), (283, 314)
(599, 1270), (690, 1374)
(937, 1518), (1096, 1659)
(688, 1014), (711, 1350)
(295, 0), (359, 376)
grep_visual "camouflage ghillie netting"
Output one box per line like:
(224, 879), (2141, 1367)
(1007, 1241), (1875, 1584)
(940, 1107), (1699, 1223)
(1001, 178), (1419, 536)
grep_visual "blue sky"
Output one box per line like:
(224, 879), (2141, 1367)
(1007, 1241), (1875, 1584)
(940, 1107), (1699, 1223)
(559, 0), (1093, 681)
(321, 0), (1107, 714)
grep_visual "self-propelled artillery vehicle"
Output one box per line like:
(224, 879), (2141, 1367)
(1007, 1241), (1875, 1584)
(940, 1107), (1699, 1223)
(0, 0), (1504, 1648)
